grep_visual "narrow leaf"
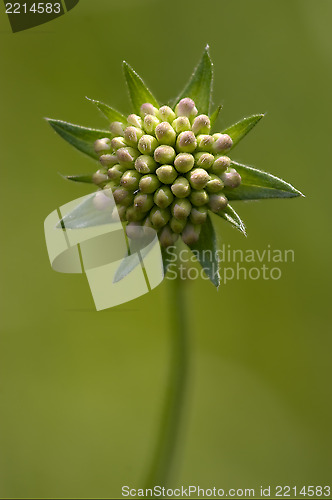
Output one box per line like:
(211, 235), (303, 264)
(190, 214), (219, 287)
(161, 246), (175, 277)
(210, 104), (222, 129)
(123, 61), (159, 114)
(172, 45), (213, 114)
(86, 97), (127, 124)
(46, 119), (112, 160)
(222, 114), (264, 150)
(63, 173), (95, 184)
(214, 205), (247, 236)
(224, 161), (304, 200)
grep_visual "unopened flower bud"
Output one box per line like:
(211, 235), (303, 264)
(159, 225), (178, 247)
(143, 114), (160, 134)
(116, 147), (139, 167)
(113, 187), (134, 206)
(175, 98), (198, 119)
(143, 216), (154, 229)
(93, 190), (113, 210)
(138, 134), (158, 155)
(181, 223), (201, 246)
(139, 174), (161, 194)
(206, 174), (224, 193)
(94, 137), (111, 153)
(92, 169), (108, 185)
(126, 222), (145, 239)
(208, 193), (228, 213)
(140, 103), (158, 117)
(176, 131), (197, 153)
(170, 216), (187, 233)
(196, 134), (214, 152)
(107, 164), (126, 181)
(134, 193), (154, 212)
(111, 136), (127, 151)
(124, 126), (144, 147)
(110, 121), (125, 137)
(126, 205), (145, 222)
(194, 152), (214, 169)
(172, 116), (191, 133)
(189, 189), (209, 206)
(99, 154), (118, 167)
(154, 145), (176, 164)
(187, 168), (210, 190)
(157, 106), (176, 123)
(174, 153), (195, 173)
(213, 134), (233, 153)
(156, 165), (178, 184)
(127, 114), (143, 129)
(116, 204), (127, 221)
(155, 122), (176, 145)
(135, 155), (157, 174)
(192, 114), (211, 135)
(120, 170), (141, 190)
(211, 155), (231, 174)
(171, 177), (191, 198)
(150, 206), (170, 228)
(154, 186), (174, 208)
(190, 206), (208, 224)
(171, 198), (192, 220)
(220, 168), (242, 188)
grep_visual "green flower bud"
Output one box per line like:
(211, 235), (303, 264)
(110, 121), (125, 137)
(176, 131), (197, 153)
(143, 114), (160, 134)
(159, 225), (178, 247)
(139, 174), (161, 194)
(116, 204), (127, 222)
(156, 165), (178, 184)
(143, 216), (154, 229)
(140, 103), (158, 117)
(175, 98), (198, 119)
(124, 126), (144, 147)
(134, 193), (154, 212)
(213, 134), (233, 153)
(211, 155), (231, 175)
(126, 205), (146, 222)
(150, 206), (170, 229)
(113, 187), (134, 206)
(138, 134), (158, 155)
(181, 223), (201, 246)
(126, 221), (144, 239)
(127, 114), (143, 129)
(94, 137), (112, 153)
(220, 168), (242, 188)
(99, 154), (118, 167)
(189, 189), (209, 207)
(157, 106), (176, 123)
(170, 216), (187, 233)
(171, 198), (192, 220)
(208, 193), (228, 213)
(92, 169), (108, 185)
(192, 114), (211, 135)
(187, 168), (210, 190)
(135, 155), (157, 174)
(154, 145), (176, 164)
(171, 177), (191, 198)
(120, 170), (141, 190)
(194, 152), (215, 169)
(155, 122), (176, 145)
(102, 181), (116, 192)
(196, 134), (214, 152)
(174, 153), (195, 173)
(154, 186), (174, 208)
(116, 147), (139, 167)
(190, 206), (208, 224)
(172, 116), (191, 133)
(111, 136), (127, 151)
(206, 174), (224, 193)
(93, 190), (113, 210)
(107, 164), (126, 181)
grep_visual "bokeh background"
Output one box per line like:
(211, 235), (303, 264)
(1, 0), (332, 498)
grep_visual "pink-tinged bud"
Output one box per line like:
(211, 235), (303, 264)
(171, 198), (192, 220)
(192, 115), (211, 135)
(212, 156), (231, 175)
(143, 114), (160, 134)
(94, 138), (112, 153)
(120, 170), (141, 190)
(190, 206), (208, 224)
(113, 187), (134, 206)
(154, 145), (176, 164)
(124, 126), (144, 147)
(176, 131), (197, 153)
(181, 223), (201, 246)
(157, 106), (176, 123)
(172, 116), (191, 133)
(155, 122), (176, 145)
(92, 169), (108, 185)
(194, 152), (214, 169)
(126, 222), (144, 239)
(171, 177), (191, 198)
(174, 153), (195, 173)
(187, 168), (210, 190)
(138, 134), (158, 155)
(93, 190), (113, 210)
(154, 186), (174, 208)
(135, 155), (157, 174)
(159, 225), (178, 247)
(134, 193), (154, 212)
(110, 121), (125, 137)
(196, 134), (214, 152)
(140, 103), (158, 117)
(175, 98), (198, 119)
(139, 174), (161, 194)
(206, 174), (224, 193)
(127, 114), (143, 129)
(208, 193), (228, 213)
(126, 206), (146, 222)
(116, 147), (139, 167)
(100, 154), (118, 167)
(150, 206), (171, 228)
(220, 168), (242, 188)
(107, 164), (126, 181)
(213, 134), (233, 153)
(170, 216), (187, 233)
(156, 165), (178, 184)
(189, 189), (209, 207)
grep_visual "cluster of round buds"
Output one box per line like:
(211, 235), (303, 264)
(93, 98), (241, 247)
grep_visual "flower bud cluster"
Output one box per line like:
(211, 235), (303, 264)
(93, 98), (241, 247)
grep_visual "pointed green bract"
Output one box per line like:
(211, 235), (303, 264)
(64, 173), (95, 184)
(123, 61), (159, 115)
(210, 104), (222, 129)
(222, 114), (264, 150)
(56, 194), (113, 229)
(214, 205), (247, 236)
(46, 119), (112, 160)
(86, 97), (127, 124)
(172, 45), (213, 115)
(190, 214), (219, 287)
(224, 161), (303, 200)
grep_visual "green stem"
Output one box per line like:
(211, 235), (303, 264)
(144, 275), (189, 489)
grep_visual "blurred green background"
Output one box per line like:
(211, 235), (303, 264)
(1, 0), (332, 498)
